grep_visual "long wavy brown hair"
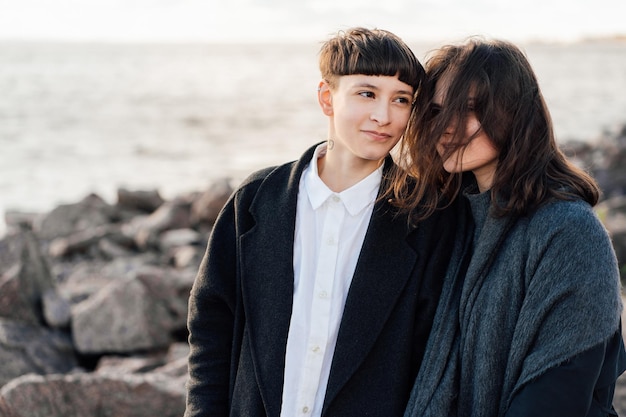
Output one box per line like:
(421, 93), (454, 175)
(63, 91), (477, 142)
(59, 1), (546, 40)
(387, 37), (599, 222)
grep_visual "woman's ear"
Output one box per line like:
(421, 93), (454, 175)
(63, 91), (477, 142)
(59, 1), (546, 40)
(317, 81), (333, 116)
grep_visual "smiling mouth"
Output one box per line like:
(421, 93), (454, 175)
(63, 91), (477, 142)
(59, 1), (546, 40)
(364, 130), (391, 141)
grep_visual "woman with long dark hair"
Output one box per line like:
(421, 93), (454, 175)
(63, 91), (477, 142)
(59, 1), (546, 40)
(393, 38), (626, 416)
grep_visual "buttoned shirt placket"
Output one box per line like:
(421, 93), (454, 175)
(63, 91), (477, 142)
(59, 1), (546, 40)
(295, 193), (344, 415)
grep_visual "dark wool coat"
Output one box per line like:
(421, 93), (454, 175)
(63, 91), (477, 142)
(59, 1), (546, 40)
(185, 144), (468, 417)
(405, 193), (624, 417)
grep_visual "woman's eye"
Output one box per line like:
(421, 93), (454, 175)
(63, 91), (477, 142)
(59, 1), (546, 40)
(359, 91), (375, 98)
(430, 105), (442, 118)
(394, 97), (411, 105)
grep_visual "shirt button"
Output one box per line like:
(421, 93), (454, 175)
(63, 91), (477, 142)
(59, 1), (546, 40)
(302, 406), (309, 413)
(312, 346), (320, 353)
(326, 237), (335, 245)
(332, 195), (340, 203)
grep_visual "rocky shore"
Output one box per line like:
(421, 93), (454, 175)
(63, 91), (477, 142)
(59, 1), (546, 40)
(0, 178), (233, 417)
(2, 124), (626, 416)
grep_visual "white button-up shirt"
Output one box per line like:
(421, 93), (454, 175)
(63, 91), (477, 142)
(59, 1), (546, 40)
(280, 143), (383, 416)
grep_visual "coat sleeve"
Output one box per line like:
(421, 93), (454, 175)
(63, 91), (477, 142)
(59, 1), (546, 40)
(505, 328), (626, 417)
(503, 200), (623, 413)
(184, 192), (240, 417)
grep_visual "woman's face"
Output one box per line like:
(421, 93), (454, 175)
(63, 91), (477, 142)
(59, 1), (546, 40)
(433, 76), (499, 192)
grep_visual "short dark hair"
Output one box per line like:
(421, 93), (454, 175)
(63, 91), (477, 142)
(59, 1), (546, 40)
(318, 27), (424, 93)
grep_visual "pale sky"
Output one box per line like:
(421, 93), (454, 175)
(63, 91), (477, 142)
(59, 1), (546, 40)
(0, 0), (624, 43)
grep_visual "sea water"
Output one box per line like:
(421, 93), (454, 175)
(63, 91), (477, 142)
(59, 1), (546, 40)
(0, 40), (625, 235)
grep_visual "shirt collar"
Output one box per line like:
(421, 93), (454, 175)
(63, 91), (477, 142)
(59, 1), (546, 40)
(304, 143), (384, 216)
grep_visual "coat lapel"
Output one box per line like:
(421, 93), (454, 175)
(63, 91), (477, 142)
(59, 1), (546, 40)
(239, 146), (316, 417)
(322, 197), (418, 410)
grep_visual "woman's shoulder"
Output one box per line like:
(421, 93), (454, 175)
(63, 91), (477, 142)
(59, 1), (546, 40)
(237, 144), (317, 192)
(527, 198), (611, 250)
(531, 198), (598, 227)
(237, 159), (298, 191)
(239, 165), (281, 188)
(523, 198), (620, 307)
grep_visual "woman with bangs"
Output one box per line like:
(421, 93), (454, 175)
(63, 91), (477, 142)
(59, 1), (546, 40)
(185, 27), (467, 417)
(392, 38), (626, 416)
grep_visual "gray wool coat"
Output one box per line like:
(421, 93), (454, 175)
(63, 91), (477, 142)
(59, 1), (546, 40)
(184, 144), (469, 417)
(405, 191), (623, 417)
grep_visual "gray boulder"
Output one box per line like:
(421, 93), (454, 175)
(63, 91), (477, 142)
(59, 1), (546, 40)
(116, 188), (165, 213)
(33, 193), (115, 240)
(0, 319), (78, 387)
(0, 230), (55, 325)
(71, 266), (194, 354)
(0, 372), (185, 417)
